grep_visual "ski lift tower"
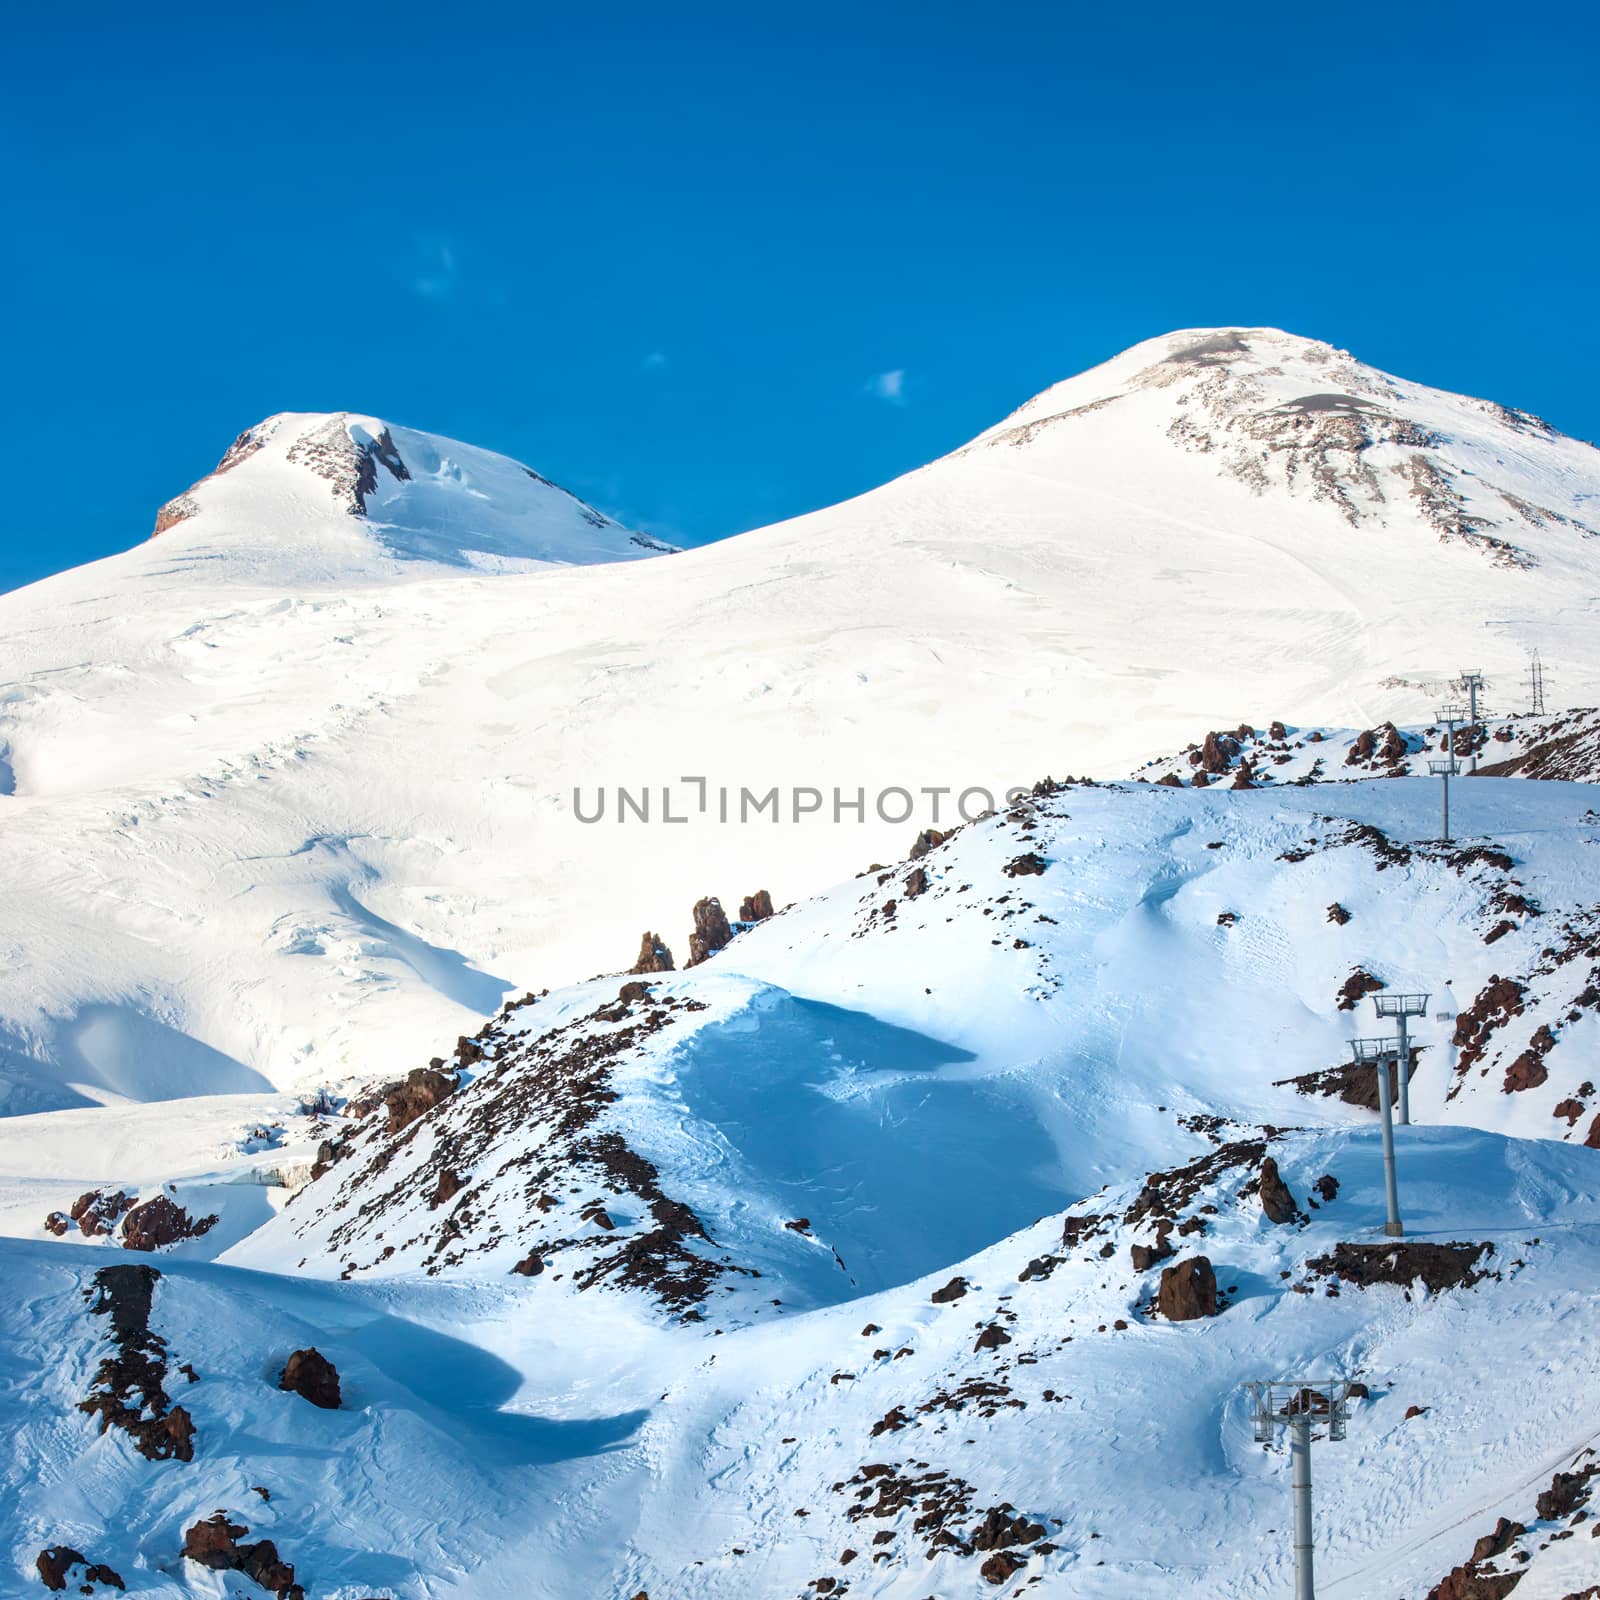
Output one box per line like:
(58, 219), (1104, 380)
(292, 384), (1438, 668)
(1372, 992), (1429, 1126)
(1460, 671), (1486, 772)
(1350, 1037), (1404, 1236)
(1243, 1380), (1355, 1600)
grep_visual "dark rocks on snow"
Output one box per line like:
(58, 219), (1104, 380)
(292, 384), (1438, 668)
(1347, 722), (1407, 767)
(71, 1188), (133, 1237)
(431, 1168), (466, 1208)
(970, 1506), (1048, 1551)
(1156, 1255), (1218, 1321)
(1258, 1157), (1296, 1224)
(77, 1263), (197, 1463)
(182, 1514), (304, 1600)
(1156, 772), (1185, 787)
(1194, 731), (1240, 774)
(1536, 1461), (1598, 1521)
(1454, 977), (1528, 1075)
(738, 889), (774, 923)
(1473, 1519), (1526, 1563)
(120, 1193), (218, 1252)
(279, 1347), (341, 1410)
(1277, 1052), (1415, 1113)
(904, 865), (929, 899)
(1315, 1174), (1339, 1202)
(1503, 1024), (1557, 1093)
(1306, 1240), (1495, 1293)
(511, 1250), (545, 1276)
(974, 1324), (1012, 1352)
(381, 1067), (457, 1136)
(1269, 720), (1288, 740)
(687, 897), (733, 966)
(1327, 902), (1351, 926)
(1337, 968), (1386, 1011)
(930, 1276), (969, 1304)
(909, 828), (948, 860)
(1002, 852), (1047, 878)
(630, 932), (675, 973)
(980, 1551), (1025, 1585)
(1130, 1237), (1174, 1272)
(35, 1547), (124, 1592)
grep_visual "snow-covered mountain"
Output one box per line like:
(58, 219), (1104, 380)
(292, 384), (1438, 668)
(2, 328), (1599, 1120)
(147, 409), (675, 579)
(4, 773), (1599, 1598)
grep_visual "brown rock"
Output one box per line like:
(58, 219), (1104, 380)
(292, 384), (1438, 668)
(381, 1067), (456, 1135)
(980, 1550), (1025, 1584)
(630, 932), (675, 973)
(70, 1188), (133, 1237)
(1199, 731), (1240, 773)
(738, 889), (775, 923)
(1587, 1112), (1600, 1150)
(1553, 1098), (1585, 1126)
(1269, 720), (1288, 740)
(1537, 1465), (1598, 1521)
(1156, 1255), (1218, 1321)
(1259, 1157), (1296, 1224)
(1472, 1519), (1525, 1564)
(120, 1194), (218, 1252)
(431, 1168), (465, 1208)
(279, 1347), (341, 1410)
(687, 897), (733, 966)
(1156, 773), (1184, 787)
(1337, 968), (1386, 1011)
(1002, 852), (1047, 878)
(909, 828), (947, 860)
(974, 1324), (1012, 1352)
(1503, 1024), (1556, 1093)
(511, 1251), (544, 1277)
(930, 1276), (968, 1304)
(1327, 902), (1351, 926)
(181, 1514), (303, 1600)
(35, 1547), (127, 1592)
(904, 865), (929, 899)
(1130, 1238), (1174, 1272)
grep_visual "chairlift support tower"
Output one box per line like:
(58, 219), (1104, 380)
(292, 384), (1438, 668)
(1243, 1380), (1354, 1600)
(1460, 671), (1485, 772)
(1351, 1037), (1405, 1236)
(1373, 992), (1429, 1126)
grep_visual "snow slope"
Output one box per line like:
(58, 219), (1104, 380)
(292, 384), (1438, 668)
(4, 329), (1600, 1120)
(4, 765), (1600, 1597)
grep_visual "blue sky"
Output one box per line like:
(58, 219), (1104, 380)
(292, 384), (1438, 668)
(2, 1), (1596, 592)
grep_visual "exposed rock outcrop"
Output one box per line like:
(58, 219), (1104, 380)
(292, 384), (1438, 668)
(630, 932), (675, 973)
(687, 897), (733, 966)
(279, 1347), (342, 1410)
(1306, 1240), (1495, 1293)
(738, 889), (774, 923)
(77, 1264), (196, 1462)
(381, 1067), (457, 1135)
(120, 1194), (218, 1252)
(1258, 1157), (1296, 1224)
(1155, 1255), (1217, 1321)
(182, 1514), (304, 1600)
(35, 1547), (124, 1592)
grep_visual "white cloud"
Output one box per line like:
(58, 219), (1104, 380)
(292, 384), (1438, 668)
(865, 369), (907, 405)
